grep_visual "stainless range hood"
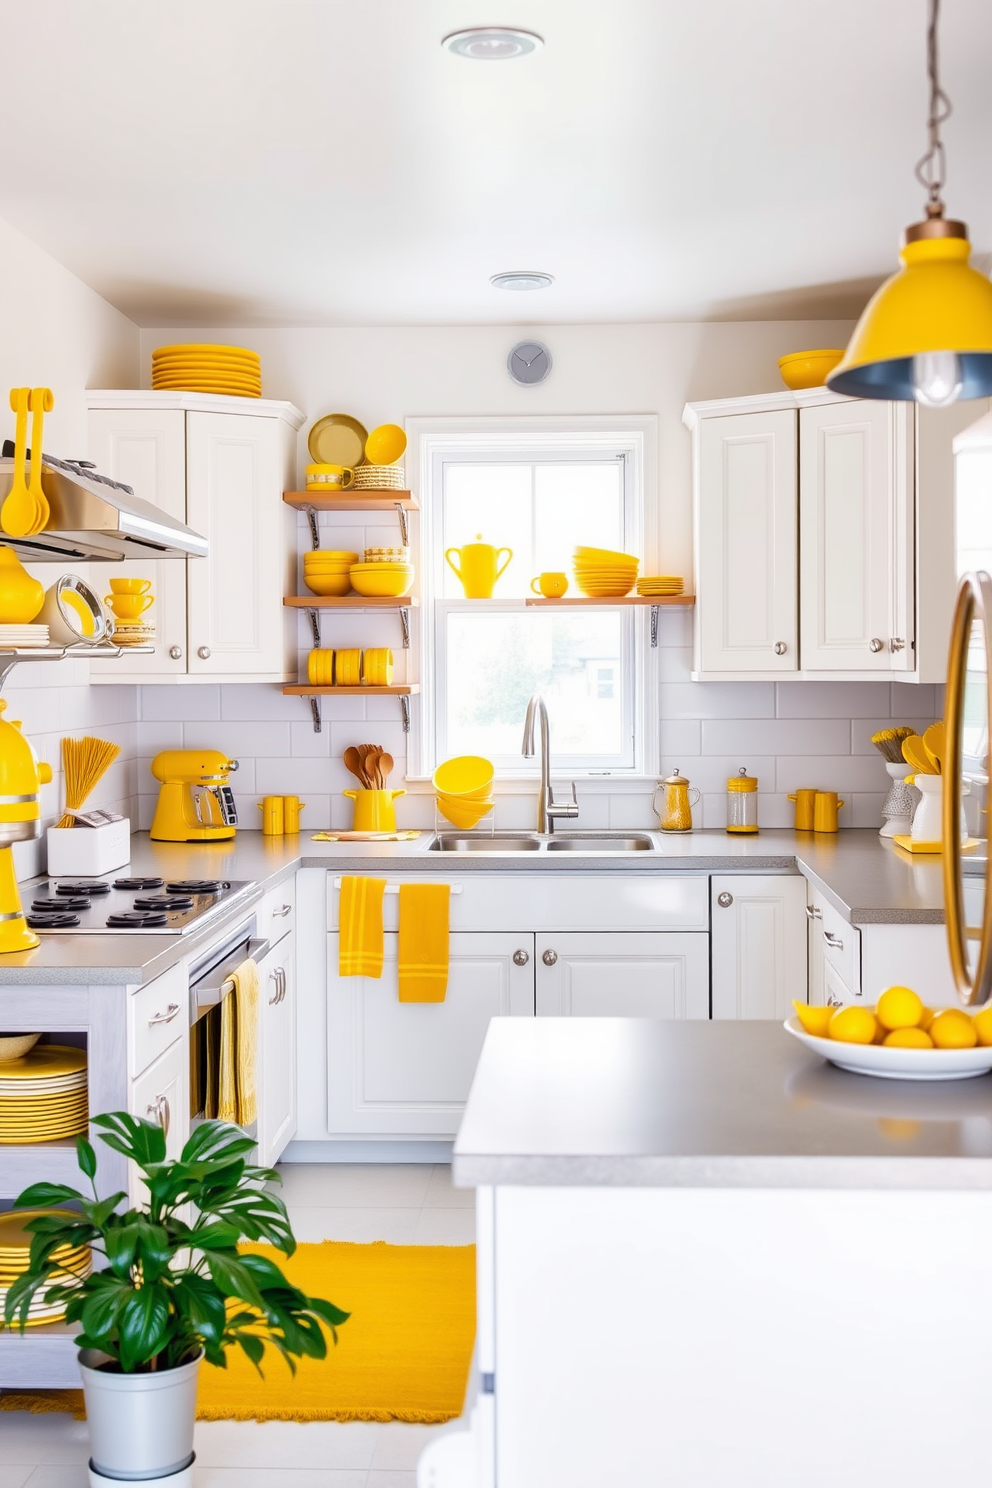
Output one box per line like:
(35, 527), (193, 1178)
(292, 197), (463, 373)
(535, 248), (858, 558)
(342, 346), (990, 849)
(0, 450), (208, 562)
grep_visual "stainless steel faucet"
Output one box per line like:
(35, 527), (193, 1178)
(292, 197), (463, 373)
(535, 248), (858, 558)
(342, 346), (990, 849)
(521, 694), (579, 833)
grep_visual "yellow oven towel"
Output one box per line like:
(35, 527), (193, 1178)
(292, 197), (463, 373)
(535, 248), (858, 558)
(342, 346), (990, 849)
(217, 958), (260, 1126)
(339, 876), (386, 978)
(398, 882), (450, 1002)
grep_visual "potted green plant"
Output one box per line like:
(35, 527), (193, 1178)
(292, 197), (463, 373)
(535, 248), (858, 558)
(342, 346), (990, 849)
(2, 1113), (348, 1484)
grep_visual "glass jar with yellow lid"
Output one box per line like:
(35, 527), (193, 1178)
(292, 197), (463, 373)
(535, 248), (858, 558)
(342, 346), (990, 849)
(726, 767), (758, 834)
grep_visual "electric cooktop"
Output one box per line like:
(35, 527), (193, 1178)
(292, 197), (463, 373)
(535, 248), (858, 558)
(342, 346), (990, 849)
(22, 876), (256, 935)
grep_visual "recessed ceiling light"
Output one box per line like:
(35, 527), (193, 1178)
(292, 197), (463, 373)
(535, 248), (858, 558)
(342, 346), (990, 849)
(490, 271), (555, 291)
(443, 27), (544, 61)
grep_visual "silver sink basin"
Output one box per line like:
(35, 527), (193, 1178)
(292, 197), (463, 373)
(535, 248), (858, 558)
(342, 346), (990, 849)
(430, 833), (542, 852)
(545, 833), (655, 851)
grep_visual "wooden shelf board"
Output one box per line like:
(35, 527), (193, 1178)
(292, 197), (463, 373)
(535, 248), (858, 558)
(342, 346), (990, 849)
(283, 596), (419, 608)
(525, 595), (695, 607)
(283, 491), (419, 511)
(282, 684), (420, 697)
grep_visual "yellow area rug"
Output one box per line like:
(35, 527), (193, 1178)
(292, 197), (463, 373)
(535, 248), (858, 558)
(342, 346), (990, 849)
(0, 1240), (476, 1424)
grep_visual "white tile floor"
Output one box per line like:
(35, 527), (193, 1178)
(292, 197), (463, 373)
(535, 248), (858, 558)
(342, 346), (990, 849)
(1, 1164), (475, 1487)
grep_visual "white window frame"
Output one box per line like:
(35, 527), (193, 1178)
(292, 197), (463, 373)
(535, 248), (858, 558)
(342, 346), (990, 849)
(406, 415), (660, 785)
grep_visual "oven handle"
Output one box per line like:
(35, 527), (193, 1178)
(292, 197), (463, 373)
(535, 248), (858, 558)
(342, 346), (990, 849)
(191, 936), (269, 1021)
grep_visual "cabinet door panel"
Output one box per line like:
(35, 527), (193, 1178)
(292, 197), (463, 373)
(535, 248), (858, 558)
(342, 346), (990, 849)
(799, 401), (914, 672)
(697, 411), (797, 672)
(327, 932), (535, 1136)
(128, 1039), (188, 1205)
(257, 936), (297, 1167)
(711, 876), (807, 1019)
(87, 409), (188, 677)
(535, 933), (709, 1019)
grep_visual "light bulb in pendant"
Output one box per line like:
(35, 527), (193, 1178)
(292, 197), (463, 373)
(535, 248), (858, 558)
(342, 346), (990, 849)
(912, 350), (964, 407)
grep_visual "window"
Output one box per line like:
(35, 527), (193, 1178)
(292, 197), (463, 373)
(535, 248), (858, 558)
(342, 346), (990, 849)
(410, 418), (658, 780)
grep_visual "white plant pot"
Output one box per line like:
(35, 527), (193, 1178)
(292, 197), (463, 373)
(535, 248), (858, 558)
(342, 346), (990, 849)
(79, 1347), (201, 1482)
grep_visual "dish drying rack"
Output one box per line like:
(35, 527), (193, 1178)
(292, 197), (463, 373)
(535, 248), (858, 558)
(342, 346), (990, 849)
(0, 637), (154, 691)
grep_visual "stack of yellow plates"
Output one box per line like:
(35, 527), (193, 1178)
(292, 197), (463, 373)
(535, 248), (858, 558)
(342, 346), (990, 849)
(572, 546), (639, 598)
(152, 344), (261, 398)
(364, 647), (394, 686)
(636, 576), (684, 596)
(0, 1208), (91, 1326)
(307, 649), (335, 685)
(0, 1044), (88, 1144)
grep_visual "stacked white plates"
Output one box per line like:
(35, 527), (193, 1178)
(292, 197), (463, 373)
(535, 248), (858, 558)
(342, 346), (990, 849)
(0, 624), (50, 647)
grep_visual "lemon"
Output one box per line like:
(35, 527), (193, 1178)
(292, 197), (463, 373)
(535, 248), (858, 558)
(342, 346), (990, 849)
(827, 1005), (878, 1045)
(792, 1000), (834, 1037)
(919, 1006), (935, 1031)
(876, 986), (924, 1031)
(973, 1005), (992, 1046)
(883, 1027), (934, 1049)
(930, 1009), (978, 1050)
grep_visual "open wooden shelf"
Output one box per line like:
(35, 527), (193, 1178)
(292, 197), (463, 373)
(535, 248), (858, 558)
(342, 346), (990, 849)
(283, 491), (419, 511)
(283, 684), (421, 697)
(283, 596), (419, 608)
(525, 595), (695, 607)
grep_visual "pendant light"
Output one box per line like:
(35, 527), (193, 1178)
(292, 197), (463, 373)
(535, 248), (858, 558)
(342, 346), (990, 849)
(828, 0), (992, 406)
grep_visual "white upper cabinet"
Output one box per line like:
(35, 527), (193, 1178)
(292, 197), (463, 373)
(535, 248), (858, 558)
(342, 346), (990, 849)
(799, 400), (913, 673)
(696, 410), (797, 673)
(86, 392), (304, 684)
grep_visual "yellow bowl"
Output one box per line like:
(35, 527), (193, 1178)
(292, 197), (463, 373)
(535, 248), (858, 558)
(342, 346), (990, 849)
(349, 566), (414, 598)
(575, 581), (635, 597)
(433, 755), (494, 800)
(436, 794), (494, 829)
(777, 349), (845, 391)
(364, 423), (408, 465)
(304, 574), (352, 596)
(573, 547), (639, 563)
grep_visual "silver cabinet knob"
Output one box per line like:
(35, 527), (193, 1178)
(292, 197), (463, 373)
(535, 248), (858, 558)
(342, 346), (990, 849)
(869, 638), (884, 653)
(717, 891), (734, 908)
(542, 949), (558, 966)
(890, 637), (905, 652)
(197, 645), (211, 660)
(773, 641), (787, 655)
(169, 645), (183, 660)
(512, 948), (529, 966)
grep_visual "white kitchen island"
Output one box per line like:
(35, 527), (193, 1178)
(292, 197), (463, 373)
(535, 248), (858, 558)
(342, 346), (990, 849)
(422, 1018), (992, 1488)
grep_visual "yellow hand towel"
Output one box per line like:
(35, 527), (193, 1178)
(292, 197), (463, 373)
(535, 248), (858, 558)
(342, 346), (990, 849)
(339, 876), (386, 978)
(217, 958), (260, 1127)
(398, 883), (450, 1002)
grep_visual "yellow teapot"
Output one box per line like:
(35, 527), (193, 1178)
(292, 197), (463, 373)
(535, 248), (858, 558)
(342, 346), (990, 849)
(652, 769), (700, 833)
(444, 535), (513, 598)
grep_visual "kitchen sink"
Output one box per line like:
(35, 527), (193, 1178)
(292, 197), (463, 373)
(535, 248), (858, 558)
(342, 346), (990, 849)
(430, 834), (542, 852)
(545, 833), (655, 851)
(428, 831), (656, 852)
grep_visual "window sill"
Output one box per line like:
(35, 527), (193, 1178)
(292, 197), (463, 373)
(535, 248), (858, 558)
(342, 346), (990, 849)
(403, 775), (661, 794)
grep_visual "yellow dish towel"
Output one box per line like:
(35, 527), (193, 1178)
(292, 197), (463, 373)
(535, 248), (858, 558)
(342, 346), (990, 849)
(398, 882), (450, 1002)
(339, 876), (386, 978)
(217, 958), (260, 1126)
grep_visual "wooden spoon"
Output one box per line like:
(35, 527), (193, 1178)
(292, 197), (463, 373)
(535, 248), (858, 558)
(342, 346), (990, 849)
(378, 752), (393, 784)
(923, 720), (946, 774)
(902, 734), (937, 775)
(343, 746), (364, 783)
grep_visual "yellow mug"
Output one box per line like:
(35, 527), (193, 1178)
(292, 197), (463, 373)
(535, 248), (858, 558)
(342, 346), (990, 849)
(343, 788), (406, 832)
(788, 788), (818, 832)
(258, 795), (284, 835)
(306, 463), (355, 490)
(109, 578), (151, 595)
(282, 795), (305, 832)
(813, 791), (846, 833)
(106, 592), (153, 619)
(530, 572), (569, 598)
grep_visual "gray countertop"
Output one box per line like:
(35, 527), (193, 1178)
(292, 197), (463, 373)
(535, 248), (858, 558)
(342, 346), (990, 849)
(0, 826), (949, 985)
(452, 1018), (992, 1190)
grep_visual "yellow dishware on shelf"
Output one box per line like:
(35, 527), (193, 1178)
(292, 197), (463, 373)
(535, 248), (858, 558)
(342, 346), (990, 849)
(307, 413), (368, 468)
(363, 647), (394, 686)
(574, 546), (639, 563)
(445, 536), (512, 598)
(105, 592), (153, 620)
(344, 788), (406, 832)
(304, 550), (358, 565)
(349, 563), (414, 598)
(531, 572), (569, 598)
(777, 349), (845, 391)
(435, 793), (494, 829)
(335, 648), (362, 686)
(364, 423), (408, 465)
(0, 545), (44, 624)
(109, 578), (151, 596)
(432, 755), (494, 801)
(305, 463), (355, 491)
(304, 573), (351, 597)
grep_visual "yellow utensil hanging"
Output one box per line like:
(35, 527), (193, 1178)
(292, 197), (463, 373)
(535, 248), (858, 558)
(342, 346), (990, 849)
(26, 388), (53, 535)
(902, 733), (937, 775)
(1, 388), (33, 538)
(922, 720), (946, 774)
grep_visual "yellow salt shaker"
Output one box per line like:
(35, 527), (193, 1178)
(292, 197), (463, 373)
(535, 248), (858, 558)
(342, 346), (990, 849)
(282, 795), (305, 832)
(258, 795), (284, 835)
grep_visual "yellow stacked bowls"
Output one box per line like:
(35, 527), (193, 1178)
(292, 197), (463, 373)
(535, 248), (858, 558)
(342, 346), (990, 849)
(303, 550), (357, 597)
(152, 344), (261, 397)
(433, 755), (495, 827)
(572, 546), (639, 597)
(349, 563), (414, 598)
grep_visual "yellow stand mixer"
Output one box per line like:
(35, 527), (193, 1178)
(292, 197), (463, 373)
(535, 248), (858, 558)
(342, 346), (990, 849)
(150, 750), (239, 842)
(0, 699), (53, 951)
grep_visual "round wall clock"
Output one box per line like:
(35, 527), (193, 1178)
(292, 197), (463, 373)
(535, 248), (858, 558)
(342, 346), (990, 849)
(507, 341), (552, 386)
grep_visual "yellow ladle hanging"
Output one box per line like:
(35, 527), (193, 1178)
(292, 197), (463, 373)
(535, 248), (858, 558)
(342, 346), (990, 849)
(1, 388), (33, 539)
(26, 387), (53, 535)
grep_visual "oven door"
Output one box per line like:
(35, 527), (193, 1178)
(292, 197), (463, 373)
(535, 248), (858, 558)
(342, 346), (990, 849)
(189, 923), (269, 1134)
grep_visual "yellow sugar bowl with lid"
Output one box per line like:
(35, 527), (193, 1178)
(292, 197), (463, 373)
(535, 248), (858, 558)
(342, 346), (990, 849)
(726, 766), (758, 834)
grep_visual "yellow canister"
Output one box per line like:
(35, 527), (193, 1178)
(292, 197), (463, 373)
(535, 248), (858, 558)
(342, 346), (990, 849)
(282, 795), (305, 833)
(652, 770), (700, 832)
(258, 795), (284, 835)
(726, 767), (758, 834)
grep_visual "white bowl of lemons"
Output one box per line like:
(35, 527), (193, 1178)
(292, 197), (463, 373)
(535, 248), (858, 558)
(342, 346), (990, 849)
(785, 985), (992, 1081)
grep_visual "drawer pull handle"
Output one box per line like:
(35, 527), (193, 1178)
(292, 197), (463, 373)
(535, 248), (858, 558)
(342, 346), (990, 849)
(823, 931), (844, 949)
(148, 1002), (181, 1027)
(805, 905), (822, 920)
(512, 948), (529, 966)
(146, 1094), (170, 1139)
(273, 904), (292, 918)
(268, 966), (287, 1004)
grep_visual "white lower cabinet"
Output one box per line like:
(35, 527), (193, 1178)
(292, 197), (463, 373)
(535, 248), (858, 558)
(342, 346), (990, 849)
(128, 1038), (189, 1204)
(326, 932), (534, 1137)
(711, 875), (808, 1018)
(535, 933), (709, 1018)
(257, 934), (297, 1167)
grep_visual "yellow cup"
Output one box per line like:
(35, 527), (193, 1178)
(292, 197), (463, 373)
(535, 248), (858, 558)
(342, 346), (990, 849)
(282, 795), (305, 832)
(106, 593), (153, 619)
(813, 791), (845, 833)
(343, 788), (406, 832)
(258, 795), (284, 835)
(109, 578), (152, 595)
(788, 788), (818, 832)
(530, 572), (569, 598)
(306, 463), (355, 490)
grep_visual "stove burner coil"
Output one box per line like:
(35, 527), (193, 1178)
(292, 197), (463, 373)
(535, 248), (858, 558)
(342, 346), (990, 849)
(113, 876), (165, 891)
(133, 895), (194, 912)
(27, 912), (81, 929)
(106, 911), (169, 928)
(56, 880), (111, 896)
(31, 897), (91, 912)
(164, 879), (225, 895)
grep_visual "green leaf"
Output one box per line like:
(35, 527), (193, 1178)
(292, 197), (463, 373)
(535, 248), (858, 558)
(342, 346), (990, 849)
(12, 1182), (83, 1209)
(180, 1120), (258, 1166)
(94, 1112), (166, 1169)
(76, 1135), (97, 1180)
(118, 1283), (170, 1372)
(173, 1274), (226, 1345)
(236, 1331), (265, 1374)
(187, 1222), (241, 1252)
(309, 1296), (351, 1329)
(204, 1252), (266, 1309)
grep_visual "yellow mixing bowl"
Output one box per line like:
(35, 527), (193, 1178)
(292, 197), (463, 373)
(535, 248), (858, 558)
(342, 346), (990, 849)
(349, 564), (414, 597)
(777, 349), (845, 390)
(436, 793), (494, 828)
(432, 755), (494, 800)
(364, 423), (408, 465)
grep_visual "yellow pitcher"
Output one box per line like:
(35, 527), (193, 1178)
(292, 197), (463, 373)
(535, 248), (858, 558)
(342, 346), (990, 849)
(444, 535), (513, 598)
(343, 788), (406, 832)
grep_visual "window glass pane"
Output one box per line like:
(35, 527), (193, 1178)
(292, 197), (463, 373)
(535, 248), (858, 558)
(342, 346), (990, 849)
(442, 464), (532, 597)
(445, 609), (629, 764)
(534, 463), (625, 573)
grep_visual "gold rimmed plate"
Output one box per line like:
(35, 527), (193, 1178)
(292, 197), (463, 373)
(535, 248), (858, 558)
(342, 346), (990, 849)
(308, 414), (368, 468)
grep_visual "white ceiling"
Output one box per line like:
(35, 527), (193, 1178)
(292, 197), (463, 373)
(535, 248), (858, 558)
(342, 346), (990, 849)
(1, 0), (990, 327)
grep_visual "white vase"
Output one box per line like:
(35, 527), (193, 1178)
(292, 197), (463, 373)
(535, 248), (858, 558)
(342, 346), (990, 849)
(79, 1347), (201, 1483)
(880, 761), (920, 838)
(911, 774), (943, 841)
